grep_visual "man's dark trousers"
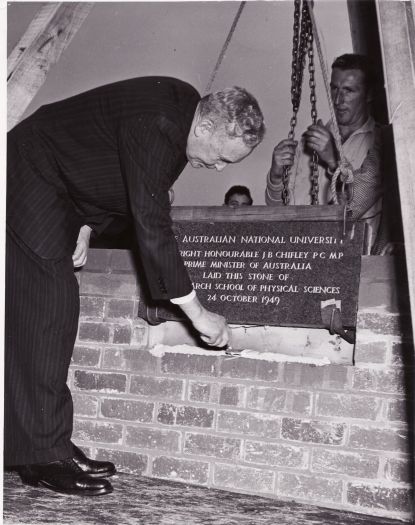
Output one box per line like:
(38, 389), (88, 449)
(5, 228), (79, 466)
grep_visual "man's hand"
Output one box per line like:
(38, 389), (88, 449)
(178, 295), (231, 348)
(192, 309), (230, 348)
(72, 225), (92, 268)
(303, 119), (337, 170)
(270, 139), (298, 183)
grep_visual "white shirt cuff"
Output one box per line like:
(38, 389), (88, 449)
(170, 289), (196, 305)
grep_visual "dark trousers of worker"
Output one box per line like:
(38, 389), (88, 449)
(5, 227), (79, 466)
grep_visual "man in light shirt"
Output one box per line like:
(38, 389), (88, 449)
(265, 54), (384, 252)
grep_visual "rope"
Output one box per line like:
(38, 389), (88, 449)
(306, 1), (354, 204)
(204, 2), (246, 95)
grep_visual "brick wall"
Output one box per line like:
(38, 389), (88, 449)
(71, 250), (414, 521)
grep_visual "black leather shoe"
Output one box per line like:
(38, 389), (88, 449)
(19, 459), (113, 496)
(72, 444), (116, 478)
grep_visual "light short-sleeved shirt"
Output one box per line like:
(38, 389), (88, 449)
(266, 116), (383, 251)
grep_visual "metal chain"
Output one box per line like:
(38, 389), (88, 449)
(283, 0), (307, 205)
(283, 0), (318, 205)
(305, 2), (319, 205)
(283, 0), (300, 204)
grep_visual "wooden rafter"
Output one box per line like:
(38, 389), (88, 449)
(7, 2), (93, 131)
(376, 0), (415, 341)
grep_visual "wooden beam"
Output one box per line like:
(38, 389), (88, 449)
(171, 204), (346, 222)
(7, 2), (93, 131)
(376, 0), (415, 339)
(346, 0), (389, 124)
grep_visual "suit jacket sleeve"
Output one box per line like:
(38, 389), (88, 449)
(73, 202), (116, 238)
(117, 114), (193, 301)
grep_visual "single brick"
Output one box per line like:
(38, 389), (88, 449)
(73, 419), (123, 444)
(349, 425), (409, 453)
(324, 365), (349, 389)
(188, 382), (212, 403)
(83, 249), (111, 272)
(112, 324), (132, 344)
(80, 296), (105, 319)
(355, 341), (388, 364)
(220, 357), (258, 380)
(101, 398), (154, 422)
(71, 346), (101, 367)
(217, 410), (280, 439)
(285, 364), (324, 388)
(255, 361), (281, 382)
(130, 376), (184, 400)
(278, 472), (342, 503)
(283, 363), (301, 385)
(96, 447), (148, 475)
(300, 364), (324, 388)
(176, 405), (214, 428)
(102, 348), (157, 373)
(360, 257), (396, 279)
(152, 456), (208, 484)
(184, 432), (241, 460)
(357, 313), (412, 337)
(162, 353), (219, 377)
(218, 385), (244, 407)
(81, 272), (137, 297)
(289, 391), (313, 415)
(358, 281), (397, 311)
(157, 403), (214, 428)
(391, 340), (414, 367)
(74, 370), (126, 393)
(72, 393), (99, 417)
(374, 369), (406, 395)
(347, 482), (413, 513)
(214, 463), (274, 493)
(316, 393), (382, 420)
(384, 457), (412, 483)
(110, 250), (137, 273)
(78, 322), (110, 343)
(106, 299), (135, 319)
(386, 398), (410, 422)
(281, 418), (346, 446)
(245, 440), (307, 468)
(352, 368), (376, 391)
(126, 426), (180, 451)
(311, 449), (379, 478)
(247, 387), (286, 413)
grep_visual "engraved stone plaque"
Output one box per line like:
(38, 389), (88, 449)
(138, 211), (365, 329)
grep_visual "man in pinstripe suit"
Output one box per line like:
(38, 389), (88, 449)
(6, 77), (265, 496)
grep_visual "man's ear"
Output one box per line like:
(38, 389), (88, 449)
(194, 118), (214, 137)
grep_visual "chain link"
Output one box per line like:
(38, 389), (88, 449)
(283, 0), (319, 206)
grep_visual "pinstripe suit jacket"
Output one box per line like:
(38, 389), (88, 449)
(7, 77), (200, 300)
